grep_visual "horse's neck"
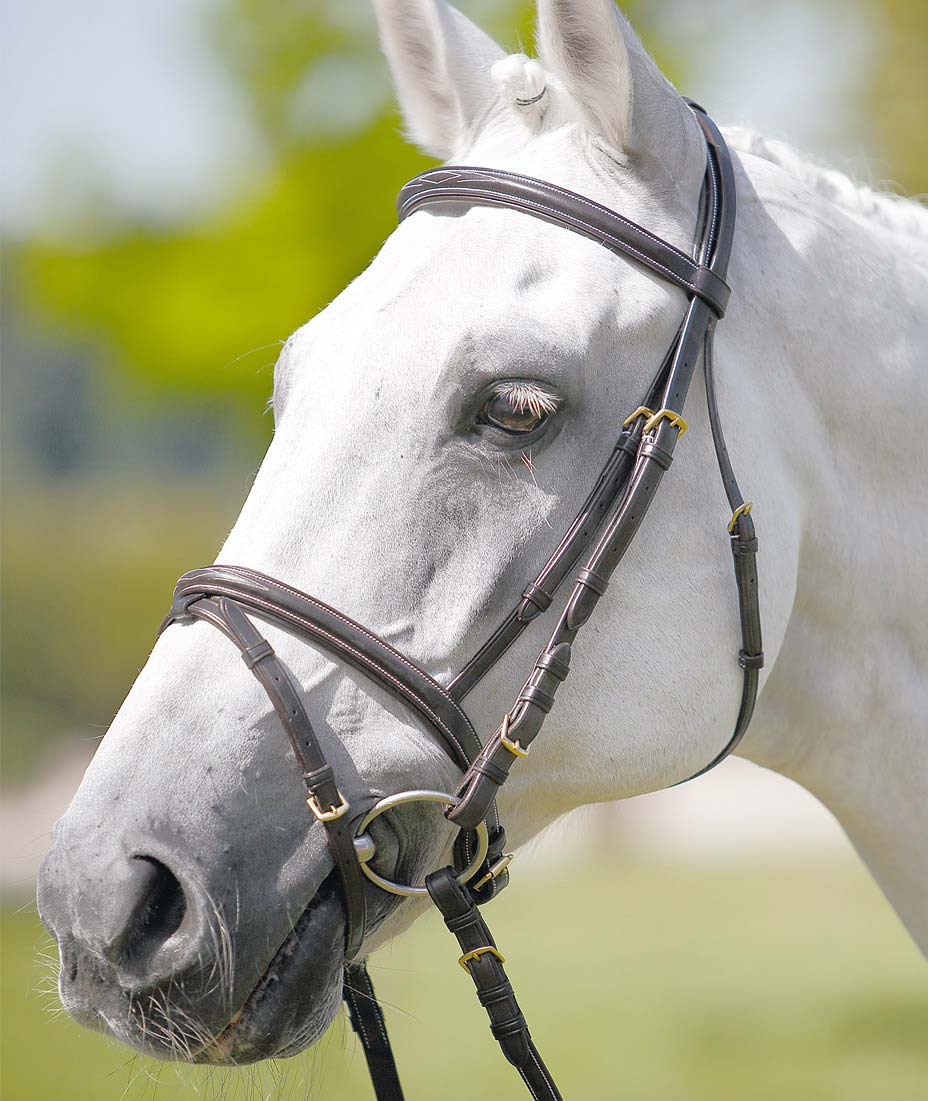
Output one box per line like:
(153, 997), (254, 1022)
(727, 144), (928, 950)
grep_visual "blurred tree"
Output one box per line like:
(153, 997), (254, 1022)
(13, 1), (670, 423)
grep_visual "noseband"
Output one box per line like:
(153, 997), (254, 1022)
(160, 103), (761, 1099)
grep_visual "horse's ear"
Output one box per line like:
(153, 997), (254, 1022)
(536, 0), (702, 183)
(372, 0), (506, 159)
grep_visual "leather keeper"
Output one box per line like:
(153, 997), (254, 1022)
(693, 265), (731, 317)
(534, 645), (571, 681)
(639, 438), (674, 470)
(303, 764), (334, 788)
(241, 639), (274, 669)
(444, 909), (483, 935)
(517, 684), (556, 713)
(615, 430), (641, 458)
(473, 759), (511, 786)
(478, 981), (515, 1008)
(520, 582), (553, 614)
(739, 649), (765, 670)
(491, 1014), (529, 1041)
(731, 536), (759, 556)
(575, 567), (609, 597)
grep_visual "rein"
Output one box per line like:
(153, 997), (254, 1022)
(160, 102), (761, 1099)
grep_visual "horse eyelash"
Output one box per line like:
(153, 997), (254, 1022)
(492, 381), (561, 418)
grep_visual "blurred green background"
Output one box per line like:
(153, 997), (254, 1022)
(2, 1), (926, 1098)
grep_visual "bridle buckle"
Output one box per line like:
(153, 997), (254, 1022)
(306, 790), (350, 822)
(622, 405), (655, 427)
(727, 500), (754, 533)
(499, 713), (530, 758)
(471, 852), (514, 892)
(643, 408), (688, 437)
(458, 945), (505, 971)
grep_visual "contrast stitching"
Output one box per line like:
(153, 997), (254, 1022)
(402, 185), (699, 295)
(529, 1045), (559, 1099)
(406, 166), (690, 259)
(201, 567), (471, 719)
(183, 584), (473, 769)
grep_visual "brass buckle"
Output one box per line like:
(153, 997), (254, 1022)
(498, 714), (529, 758)
(728, 501), (753, 533)
(459, 945), (506, 971)
(622, 406), (654, 427)
(306, 790), (350, 822)
(643, 408), (688, 437)
(471, 853), (514, 892)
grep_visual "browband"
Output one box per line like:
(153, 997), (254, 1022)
(398, 166), (731, 318)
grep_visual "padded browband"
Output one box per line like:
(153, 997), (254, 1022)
(397, 166), (731, 319)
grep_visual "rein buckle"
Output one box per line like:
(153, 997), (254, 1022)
(459, 945), (506, 971)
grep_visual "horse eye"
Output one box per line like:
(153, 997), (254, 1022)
(478, 389), (551, 435)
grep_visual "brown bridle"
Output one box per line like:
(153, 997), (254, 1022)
(160, 103), (760, 1100)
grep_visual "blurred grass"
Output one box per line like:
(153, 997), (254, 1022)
(4, 858), (926, 1101)
(0, 484), (242, 785)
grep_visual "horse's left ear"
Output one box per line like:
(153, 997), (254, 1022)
(536, 0), (703, 185)
(372, 0), (506, 159)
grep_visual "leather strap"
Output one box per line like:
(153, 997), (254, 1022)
(399, 168), (730, 319)
(181, 595), (368, 960)
(448, 105), (753, 831)
(343, 962), (405, 1101)
(426, 868), (563, 1101)
(162, 565), (487, 781)
(448, 336), (678, 702)
(162, 567), (503, 954)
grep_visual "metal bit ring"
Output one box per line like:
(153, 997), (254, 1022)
(352, 790), (489, 897)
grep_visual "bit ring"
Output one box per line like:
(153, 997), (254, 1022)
(353, 790), (489, 897)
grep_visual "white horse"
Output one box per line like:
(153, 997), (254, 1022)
(38, 0), (927, 1070)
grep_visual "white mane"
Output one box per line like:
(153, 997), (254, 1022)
(723, 127), (928, 254)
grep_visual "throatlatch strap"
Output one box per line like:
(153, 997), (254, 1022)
(426, 868), (563, 1101)
(343, 962), (405, 1101)
(681, 327), (764, 781)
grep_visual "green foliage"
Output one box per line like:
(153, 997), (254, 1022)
(17, 119), (429, 411)
(4, 859), (926, 1100)
(13, 0), (669, 414)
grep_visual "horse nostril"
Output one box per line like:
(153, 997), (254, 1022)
(114, 856), (188, 973)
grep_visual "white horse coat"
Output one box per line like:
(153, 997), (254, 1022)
(38, 0), (927, 1066)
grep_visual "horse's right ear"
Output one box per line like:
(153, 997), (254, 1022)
(372, 0), (506, 159)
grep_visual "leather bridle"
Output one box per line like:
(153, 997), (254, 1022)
(160, 103), (761, 1099)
